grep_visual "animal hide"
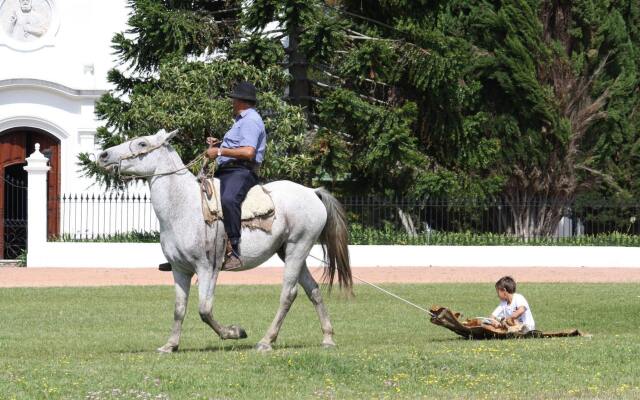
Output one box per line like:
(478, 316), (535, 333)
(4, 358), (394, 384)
(200, 178), (275, 231)
(429, 305), (586, 340)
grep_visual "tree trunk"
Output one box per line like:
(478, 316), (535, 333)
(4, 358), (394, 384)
(505, 193), (569, 239)
(287, 26), (310, 110)
(397, 208), (417, 237)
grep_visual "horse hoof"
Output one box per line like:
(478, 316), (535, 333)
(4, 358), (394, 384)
(255, 342), (272, 352)
(227, 325), (248, 340)
(322, 336), (336, 349)
(157, 344), (178, 353)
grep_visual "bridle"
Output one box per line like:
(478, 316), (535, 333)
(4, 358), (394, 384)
(113, 130), (209, 182)
(120, 136), (171, 161)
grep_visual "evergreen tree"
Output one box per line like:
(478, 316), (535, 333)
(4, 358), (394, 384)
(464, 0), (640, 235)
(81, 0), (315, 187)
(333, 0), (640, 235)
(237, 0), (465, 196)
(85, 0), (640, 238)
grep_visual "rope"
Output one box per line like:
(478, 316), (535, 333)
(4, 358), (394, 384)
(306, 254), (430, 314)
(111, 129), (209, 182)
(112, 131), (226, 271)
(118, 152), (208, 182)
(351, 275), (430, 313)
(197, 146), (224, 273)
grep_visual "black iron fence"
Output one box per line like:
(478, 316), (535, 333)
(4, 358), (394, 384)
(48, 192), (640, 245)
(339, 196), (640, 245)
(2, 175), (28, 259)
(50, 193), (159, 240)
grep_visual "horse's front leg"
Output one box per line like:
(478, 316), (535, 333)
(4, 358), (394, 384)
(196, 261), (248, 340)
(158, 269), (192, 353)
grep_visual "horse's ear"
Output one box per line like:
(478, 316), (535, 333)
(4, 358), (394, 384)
(166, 128), (180, 141)
(156, 128), (179, 142)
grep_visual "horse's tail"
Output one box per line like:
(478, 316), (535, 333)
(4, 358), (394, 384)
(314, 188), (353, 294)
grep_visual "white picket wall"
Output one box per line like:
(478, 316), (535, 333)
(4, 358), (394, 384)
(23, 242), (640, 268)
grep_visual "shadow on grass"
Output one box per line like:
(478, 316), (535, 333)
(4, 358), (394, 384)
(427, 337), (468, 342)
(118, 342), (316, 354)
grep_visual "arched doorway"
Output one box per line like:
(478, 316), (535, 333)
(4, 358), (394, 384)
(0, 129), (60, 259)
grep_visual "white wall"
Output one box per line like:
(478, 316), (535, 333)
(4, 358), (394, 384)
(0, 0), (129, 90)
(0, 0), (130, 195)
(24, 242), (640, 269)
(0, 85), (101, 193)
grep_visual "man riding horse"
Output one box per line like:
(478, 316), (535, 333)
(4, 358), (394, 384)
(160, 81), (266, 271)
(98, 116), (351, 352)
(206, 81), (266, 270)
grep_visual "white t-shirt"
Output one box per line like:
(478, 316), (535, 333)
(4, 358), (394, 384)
(491, 293), (535, 330)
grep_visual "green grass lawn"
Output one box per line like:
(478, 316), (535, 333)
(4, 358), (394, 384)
(0, 283), (638, 399)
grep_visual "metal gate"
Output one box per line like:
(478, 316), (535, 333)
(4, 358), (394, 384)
(2, 175), (28, 260)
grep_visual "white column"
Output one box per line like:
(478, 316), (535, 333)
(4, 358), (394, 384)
(23, 143), (51, 267)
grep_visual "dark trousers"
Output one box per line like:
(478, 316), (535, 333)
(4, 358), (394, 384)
(215, 166), (258, 245)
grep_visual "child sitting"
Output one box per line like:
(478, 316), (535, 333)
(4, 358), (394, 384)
(490, 276), (536, 332)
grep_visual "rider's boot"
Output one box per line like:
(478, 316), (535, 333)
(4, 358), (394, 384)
(159, 262), (172, 272)
(222, 239), (243, 271)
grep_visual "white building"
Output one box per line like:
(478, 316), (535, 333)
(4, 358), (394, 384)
(0, 0), (130, 258)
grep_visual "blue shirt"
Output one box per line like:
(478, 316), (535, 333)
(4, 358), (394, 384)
(217, 108), (266, 166)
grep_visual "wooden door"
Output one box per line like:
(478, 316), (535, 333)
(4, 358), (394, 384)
(1, 130), (61, 258)
(0, 132), (27, 258)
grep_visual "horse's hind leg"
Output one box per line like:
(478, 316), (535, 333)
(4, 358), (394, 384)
(255, 245), (307, 352)
(298, 264), (336, 348)
(158, 269), (192, 353)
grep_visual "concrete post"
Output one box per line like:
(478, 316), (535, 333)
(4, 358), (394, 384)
(23, 143), (50, 267)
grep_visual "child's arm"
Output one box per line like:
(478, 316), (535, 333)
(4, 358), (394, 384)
(506, 305), (526, 324)
(490, 305), (504, 328)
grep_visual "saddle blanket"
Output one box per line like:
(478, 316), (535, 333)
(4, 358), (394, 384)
(200, 178), (275, 231)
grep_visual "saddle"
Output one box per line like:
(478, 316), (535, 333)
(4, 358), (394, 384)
(199, 178), (275, 232)
(429, 305), (586, 340)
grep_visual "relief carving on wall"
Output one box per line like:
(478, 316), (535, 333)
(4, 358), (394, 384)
(0, 0), (58, 51)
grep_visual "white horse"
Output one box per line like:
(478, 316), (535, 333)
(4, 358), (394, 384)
(97, 129), (352, 352)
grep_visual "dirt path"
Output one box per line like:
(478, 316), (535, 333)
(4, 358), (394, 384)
(1, 266), (640, 288)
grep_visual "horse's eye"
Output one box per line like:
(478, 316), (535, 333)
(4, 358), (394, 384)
(139, 142), (147, 147)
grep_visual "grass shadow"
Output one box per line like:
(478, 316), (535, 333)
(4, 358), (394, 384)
(118, 342), (315, 354)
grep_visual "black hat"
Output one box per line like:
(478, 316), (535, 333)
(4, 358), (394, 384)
(229, 81), (257, 103)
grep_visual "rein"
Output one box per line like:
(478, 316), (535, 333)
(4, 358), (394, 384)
(115, 135), (210, 182)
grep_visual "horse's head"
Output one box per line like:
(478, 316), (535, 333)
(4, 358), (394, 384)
(97, 129), (179, 176)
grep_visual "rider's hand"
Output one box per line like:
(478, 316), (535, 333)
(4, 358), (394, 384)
(206, 137), (220, 147)
(206, 147), (220, 159)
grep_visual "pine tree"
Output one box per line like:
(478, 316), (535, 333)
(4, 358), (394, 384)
(237, 0), (450, 195)
(332, 0), (640, 235)
(81, 0), (316, 187)
(85, 0), (640, 238)
(462, 0), (640, 235)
